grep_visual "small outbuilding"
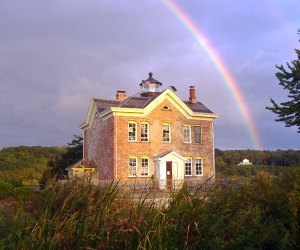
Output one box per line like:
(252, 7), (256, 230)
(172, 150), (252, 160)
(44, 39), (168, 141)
(66, 159), (96, 180)
(238, 159), (253, 165)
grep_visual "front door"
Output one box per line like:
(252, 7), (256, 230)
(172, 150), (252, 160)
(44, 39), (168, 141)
(166, 161), (172, 189)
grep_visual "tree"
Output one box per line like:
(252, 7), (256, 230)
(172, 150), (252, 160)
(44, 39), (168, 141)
(40, 135), (83, 185)
(266, 47), (300, 132)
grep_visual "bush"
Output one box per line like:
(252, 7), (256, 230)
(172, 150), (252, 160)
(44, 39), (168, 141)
(0, 182), (14, 199)
(0, 169), (299, 249)
(14, 187), (33, 201)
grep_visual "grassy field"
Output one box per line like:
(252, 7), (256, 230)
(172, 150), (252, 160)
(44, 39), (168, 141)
(0, 167), (299, 249)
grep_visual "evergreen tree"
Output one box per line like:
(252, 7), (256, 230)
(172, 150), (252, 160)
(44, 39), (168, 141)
(266, 45), (300, 132)
(40, 135), (83, 185)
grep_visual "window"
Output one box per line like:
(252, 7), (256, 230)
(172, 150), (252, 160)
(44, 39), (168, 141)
(195, 126), (202, 144)
(185, 158), (192, 176)
(184, 125), (191, 143)
(195, 158), (203, 176)
(141, 122), (149, 142)
(162, 105), (171, 111)
(141, 157), (149, 176)
(163, 124), (171, 142)
(128, 122), (137, 141)
(128, 157), (137, 176)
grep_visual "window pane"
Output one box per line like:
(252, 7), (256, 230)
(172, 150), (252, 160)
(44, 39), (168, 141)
(163, 124), (170, 142)
(128, 122), (136, 141)
(184, 125), (191, 143)
(195, 158), (203, 176)
(185, 158), (192, 176)
(128, 158), (137, 176)
(195, 126), (202, 143)
(141, 123), (149, 142)
(141, 158), (149, 176)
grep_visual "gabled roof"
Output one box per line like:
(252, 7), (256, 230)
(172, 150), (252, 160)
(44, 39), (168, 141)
(92, 91), (213, 113)
(66, 159), (95, 170)
(153, 151), (187, 161)
(81, 88), (218, 129)
(93, 98), (121, 113)
(119, 94), (160, 109)
(183, 101), (213, 113)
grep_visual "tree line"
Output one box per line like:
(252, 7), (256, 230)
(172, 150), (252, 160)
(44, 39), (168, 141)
(216, 148), (300, 167)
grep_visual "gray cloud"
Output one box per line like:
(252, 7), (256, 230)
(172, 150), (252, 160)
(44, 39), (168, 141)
(0, 0), (299, 149)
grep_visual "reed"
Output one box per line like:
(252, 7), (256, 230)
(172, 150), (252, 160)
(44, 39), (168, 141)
(0, 169), (299, 249)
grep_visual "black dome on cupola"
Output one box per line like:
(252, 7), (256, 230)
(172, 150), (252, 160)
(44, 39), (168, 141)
(140, 72), (162, 97)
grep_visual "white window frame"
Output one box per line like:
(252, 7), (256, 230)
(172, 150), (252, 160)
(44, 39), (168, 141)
(183, 125), (191, 143)
(195, 157), (203, 176)
(185, 157), (192, 176)
(128, 157), (137, 177)
(141, 122), (149, 142)
(141, 157), (149, 176)
(128, 121), (137, 142)
(163, 123), (171, 142)
(194, 125), (202, 144)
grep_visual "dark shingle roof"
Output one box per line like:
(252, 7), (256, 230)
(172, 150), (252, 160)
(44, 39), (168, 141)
(93, 98), (120, 112)
(119, 96), (150, 108)
(183, 101), (213, 113)
(93, 92), (213, 114)
(119, 94), (160, 109)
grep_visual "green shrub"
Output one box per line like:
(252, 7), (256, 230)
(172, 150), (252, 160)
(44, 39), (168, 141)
(0, 181), (14, 199)
(14, 187), (33, 201)
(0, 169), (299, 249)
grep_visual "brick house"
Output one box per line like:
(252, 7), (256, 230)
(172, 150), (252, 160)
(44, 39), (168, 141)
(76, 73), (218, 188)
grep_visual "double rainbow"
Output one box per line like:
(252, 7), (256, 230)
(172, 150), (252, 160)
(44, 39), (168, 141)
(162, 0), (262, 150)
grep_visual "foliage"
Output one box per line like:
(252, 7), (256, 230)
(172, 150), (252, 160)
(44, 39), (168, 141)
(0, 169), (299, 249)
(215, 148), (300, 167)
(0, 181), (14, 199)
(266, 47), (300, 132)
(14, 187), (33, 201)
(0, 146), (64, 185)
(41, 135), (83, 184)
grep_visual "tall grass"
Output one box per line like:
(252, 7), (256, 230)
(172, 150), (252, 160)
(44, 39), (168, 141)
(0, 169), (300, 249)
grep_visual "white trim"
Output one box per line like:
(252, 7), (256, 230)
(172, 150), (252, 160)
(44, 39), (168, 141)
(81, 89), (219, 127)
(195, 157), (203, 176)
(80, 98), (97, 129)
(185, 157), (192, 176)
(153, 151), (187, 161)
(128, 121), (138, 142)
(128, 157), (138, 177)
(115, 116), (118, 179)
(183, 125), (191, 143)
(162, 123), (171, 143)
(140, 122), (150, 142)
(141, 157), (150, 176)
(194, 125), (202, 144)
(212, 121), (216, 179)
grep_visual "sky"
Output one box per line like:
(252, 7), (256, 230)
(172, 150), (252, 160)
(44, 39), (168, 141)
(0, 0), (299, 150)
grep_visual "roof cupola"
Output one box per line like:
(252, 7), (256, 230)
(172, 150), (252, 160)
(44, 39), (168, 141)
(140, 72), (162, 97)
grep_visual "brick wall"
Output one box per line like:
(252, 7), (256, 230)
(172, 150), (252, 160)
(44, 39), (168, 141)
(115, 99), (215, 181)
(84, 115), (115, 180)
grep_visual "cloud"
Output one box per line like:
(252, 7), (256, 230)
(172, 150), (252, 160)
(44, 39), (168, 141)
(0, 0), (299, 149)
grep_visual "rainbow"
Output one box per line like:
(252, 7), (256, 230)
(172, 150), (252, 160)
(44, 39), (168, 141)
(162, 0), (263, 150)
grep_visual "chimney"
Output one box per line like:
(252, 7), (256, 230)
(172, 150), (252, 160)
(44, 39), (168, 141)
(116, 91), (127, 101)
(189, 86), (197, 103)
